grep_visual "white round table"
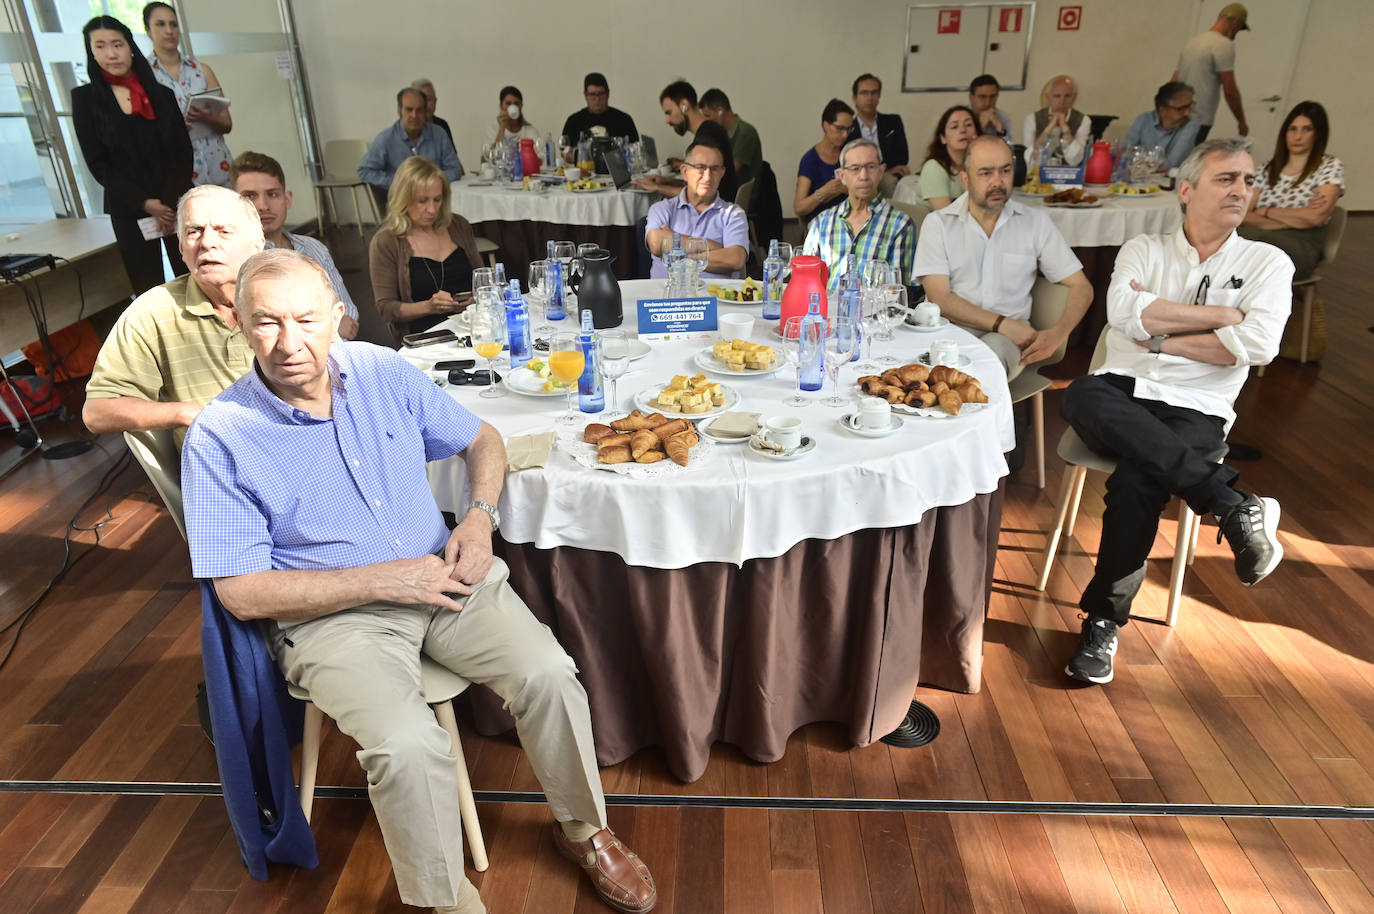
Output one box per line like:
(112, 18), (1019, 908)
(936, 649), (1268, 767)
(409, 278), (1013, 781)
(1014, 191), (1182, 247)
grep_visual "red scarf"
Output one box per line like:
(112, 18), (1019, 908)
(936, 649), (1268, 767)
(99, 68), (155, 120)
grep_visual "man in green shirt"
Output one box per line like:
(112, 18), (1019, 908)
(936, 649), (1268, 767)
(700, 88), (763, 190)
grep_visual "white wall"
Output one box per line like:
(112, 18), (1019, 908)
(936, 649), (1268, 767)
(291, 0), (1370, 211)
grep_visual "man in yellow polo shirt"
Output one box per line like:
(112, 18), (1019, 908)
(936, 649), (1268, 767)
(84, 185), (266, 446)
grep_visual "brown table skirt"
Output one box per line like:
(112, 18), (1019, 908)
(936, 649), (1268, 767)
(470, 486), (1004, 782)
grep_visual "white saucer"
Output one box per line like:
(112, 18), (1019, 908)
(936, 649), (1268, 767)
(748, 436), (816, 460)
(903, 315), (950, 332)
(917, 351), (974, 369)
(698, 415), (754, 444)
(840, 413), (905, 437)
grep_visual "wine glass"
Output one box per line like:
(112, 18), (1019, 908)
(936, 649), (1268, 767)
(470, 299), (507, 399)
(548, 330), (584, 425)
(780, 316), (811, 407)
(599, 329), (630, 414)
(682, 237), (709, 293)
(821, 313), (858, 408)
(877, 285), (908, 365)
(553, 240), (576, 301)
(471, 267), (498, 295)
(776, 242), (793, 282)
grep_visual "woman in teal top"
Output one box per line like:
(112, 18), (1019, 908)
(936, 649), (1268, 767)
(911, 106), (977, 210)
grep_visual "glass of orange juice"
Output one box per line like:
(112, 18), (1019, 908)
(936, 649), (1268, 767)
(548, 330), (584, 424)
(577, 159), (596, 177)
(471, 301), (507, 399)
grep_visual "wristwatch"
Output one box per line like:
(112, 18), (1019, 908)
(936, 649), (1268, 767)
(1148, 334), (1168, 354)
(469, 500), (500, 532)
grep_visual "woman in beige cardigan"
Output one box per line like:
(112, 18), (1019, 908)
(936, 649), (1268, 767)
(368, 156), (483, 346)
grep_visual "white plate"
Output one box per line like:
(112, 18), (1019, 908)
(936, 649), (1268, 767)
(1044, 199), (1104, 209)
(568, 184), (613, 194)
(902, 314), (950, 332)
(463, 180), (494, 188)
(840, 413), (905, 437)
(708, 280), (767, 306)
(633, 383), (741, 419)
(916, 351), (974, 369)
(862, 393), (989, 419)
(498, 182), (526, 192)
(504, 366), (574, 397)
(748, 436), (816, 460)
(556, 427), (715, 477)
(692, 347), (781, 378)
(698, 415), (755, 444)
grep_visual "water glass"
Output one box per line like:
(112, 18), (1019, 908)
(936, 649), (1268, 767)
(776, 242), (793, 282)
(548, 330), (584, 425)
(599, 329), (630, 414)
(470, 300), (507, 399)
(822, 314), (858, 407)
(780, 316), (809, 407)
(877, 284), (908, 364)
(682, 237), (709, 293)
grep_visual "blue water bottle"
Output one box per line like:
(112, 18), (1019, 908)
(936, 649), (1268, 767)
(799, 294), (825, 392)
(546, 240), (566, 321)
(762, 239), (783, 321)
(505, 280), (531, 370)
(577, 310), (605, 413)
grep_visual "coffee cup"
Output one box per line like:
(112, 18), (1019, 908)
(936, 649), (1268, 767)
(719, 313), (754, 341)
(762, 415), (803, 450)
(858, 397), (892, 430)
(912, 301), (940, 326)
(930, 339), (960, 367)
(564, 167), (582, 182)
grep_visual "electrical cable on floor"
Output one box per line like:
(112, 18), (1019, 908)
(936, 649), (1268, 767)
(0, 446), (134, 672)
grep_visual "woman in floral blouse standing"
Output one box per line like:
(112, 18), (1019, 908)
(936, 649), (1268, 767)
(1240, 101), (1344, 280)
(143, 2), (233, 187)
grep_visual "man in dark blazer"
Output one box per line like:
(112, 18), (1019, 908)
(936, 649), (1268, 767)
(848, 73), (909, 187)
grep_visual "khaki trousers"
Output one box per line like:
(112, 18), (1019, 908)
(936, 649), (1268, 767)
(271, 557), (606, 908)
(961, 326), (1024, 382)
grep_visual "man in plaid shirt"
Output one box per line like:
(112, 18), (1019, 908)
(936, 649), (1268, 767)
(802, 138), (915, 291)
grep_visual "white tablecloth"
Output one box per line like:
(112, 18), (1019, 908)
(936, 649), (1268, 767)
(417, 279), (1012, 569)
(1016, 192), (1182, 247)
(451, 178), (655, 228)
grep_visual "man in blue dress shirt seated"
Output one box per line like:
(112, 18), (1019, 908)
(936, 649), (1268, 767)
(181, 250), (657, 914)
(358, 87), (464, 205)
(644, 135), (748, 280)
(1124, 81), (1203, 170)
(1061, 138), (1289, 686)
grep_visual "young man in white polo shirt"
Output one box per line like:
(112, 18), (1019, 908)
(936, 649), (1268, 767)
(1061, 137), (1289, 684)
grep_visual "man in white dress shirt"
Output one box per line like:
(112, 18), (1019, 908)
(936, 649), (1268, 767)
(915, 136), (1092, 382)
(1062, 137), (1290, 685)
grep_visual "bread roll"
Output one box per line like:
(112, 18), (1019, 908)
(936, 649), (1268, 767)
(598, 446), (632, 464)
(583, 423), (614, 443)
(630, 429), (659, 460)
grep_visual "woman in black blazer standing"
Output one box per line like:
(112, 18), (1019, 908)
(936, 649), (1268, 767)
(71, 15), (193, 295)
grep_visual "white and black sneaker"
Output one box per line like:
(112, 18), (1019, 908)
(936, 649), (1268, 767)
(1217, 492), (1283, 585)
(1066, 617), (1119, 684)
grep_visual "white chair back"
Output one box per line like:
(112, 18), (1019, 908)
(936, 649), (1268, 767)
(123, 428), (186, 540)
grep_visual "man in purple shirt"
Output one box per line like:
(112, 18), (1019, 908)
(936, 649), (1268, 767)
(644, 136), (748, 280)
(181, 250), (657, 914)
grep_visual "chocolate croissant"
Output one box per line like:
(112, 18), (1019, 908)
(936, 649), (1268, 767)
(896, 363), (930, 385)
(858, 375), (885, 394)
(905, 389), (937, 408)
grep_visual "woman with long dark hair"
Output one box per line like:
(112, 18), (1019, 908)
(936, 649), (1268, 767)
(1240, 101), (1344, 279)
(71, 15), (193, 294)
(896, 105), (977, 210)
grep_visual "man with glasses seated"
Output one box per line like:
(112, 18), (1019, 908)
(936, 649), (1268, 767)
(560, 72), (639, 153)
(643, 136), (747, 280)
(801, 138), (915, 293)
(916, 135), (1092, 382)
(1125, 82), (1203, 170)
(1061, 137), (1289, 685)
(83, 185), (265, 447)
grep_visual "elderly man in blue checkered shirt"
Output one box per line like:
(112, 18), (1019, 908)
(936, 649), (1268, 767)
(181, 250), (657, 914)
(802, 138), (916, 291)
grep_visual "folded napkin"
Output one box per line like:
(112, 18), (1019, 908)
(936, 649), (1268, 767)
(708, 411), (762, 438)
(506, 432), (557, 471)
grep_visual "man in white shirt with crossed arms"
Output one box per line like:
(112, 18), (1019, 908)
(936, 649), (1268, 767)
(1061, 137), (1290, 685)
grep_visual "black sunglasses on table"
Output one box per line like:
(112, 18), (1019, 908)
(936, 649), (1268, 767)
(448, 368), (502, 385)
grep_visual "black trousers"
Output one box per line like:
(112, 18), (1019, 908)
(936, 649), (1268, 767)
(111, 214), (188, 297)
(1060, 373), (1235, 625)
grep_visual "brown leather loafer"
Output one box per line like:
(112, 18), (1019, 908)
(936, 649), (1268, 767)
(552, 825), (657, 913)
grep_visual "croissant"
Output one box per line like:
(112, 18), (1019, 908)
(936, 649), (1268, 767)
(635, 449), (667, 464)
(630, 429), (659, 460)
(598, 445), (632, 464)
(583, 423), (615, 444)
(880, 370), (905, 388)
(664, 432), (694, 466)
(644, 412), (669, 428)
(896, 363), (930, 385)
(928, 365), (971, 387)
(937, 391), (963, 415)
(653, 418), (691, 440)
(906, 389), (937, 408)
(929, 381), (950, 396)
(611, 410), (658, 431)
(597, 433), (632, 449)
(956, 382), (989, 404)
(669, 429), (699, 449)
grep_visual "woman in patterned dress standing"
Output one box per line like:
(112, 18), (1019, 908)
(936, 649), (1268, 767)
(142, 2), (233, 187)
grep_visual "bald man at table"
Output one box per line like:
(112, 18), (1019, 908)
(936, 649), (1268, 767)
(183, 249), (658, 914)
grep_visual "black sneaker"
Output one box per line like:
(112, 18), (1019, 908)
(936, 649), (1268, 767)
(1217, 492), (1283, 585)
(1066, 617), (1119, 684)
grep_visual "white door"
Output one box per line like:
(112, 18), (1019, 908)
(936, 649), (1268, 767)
(1188, 0), (1311, 145)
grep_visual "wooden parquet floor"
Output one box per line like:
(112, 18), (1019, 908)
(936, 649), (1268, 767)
(1, 218), (1371, 913)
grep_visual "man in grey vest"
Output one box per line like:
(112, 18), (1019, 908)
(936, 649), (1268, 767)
(1022, 75), (1090, 168)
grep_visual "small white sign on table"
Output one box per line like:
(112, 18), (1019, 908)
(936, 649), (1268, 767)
(636, 297), (718, 341)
